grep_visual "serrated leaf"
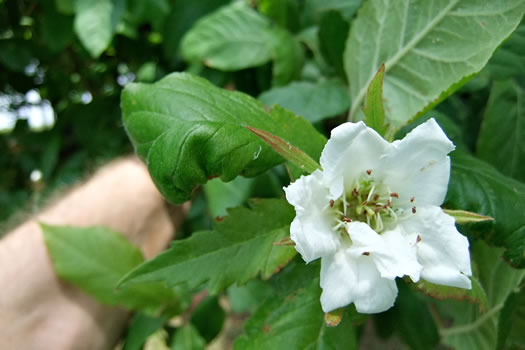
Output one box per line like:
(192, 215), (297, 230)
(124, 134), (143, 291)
(362, 63), (387, 135)
(477, 80), (525, 183)
(234, 265), (358, 350)
(445, 151), (525, 267)
(248, 126), (321, 174)
(181, 2), (302, 85)
(118, 199), (297, 294)
(122, 72), (326, 203)
(439, 242), (525, 349)
(74, 0), (125, 58)
(415, 276), (488, 311)
(443, 209), (494, 224)
(345, 0), (525, 126)
(41, 224), (178, 312)
(258, 79), (350, 123)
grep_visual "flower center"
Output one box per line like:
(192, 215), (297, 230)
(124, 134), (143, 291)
(329, 169), (415, 234)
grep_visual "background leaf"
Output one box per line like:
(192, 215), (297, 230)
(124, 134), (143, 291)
(439, 242), (525, 349)
(74, 0), (126, 58)
(445, 151), (525, 267)
(485, 20), (525, 80)
(42, 224), (178, 312)
(122, 72), (326, 203)
(345, 0), (525, 126)
(477, 79), (525, 183)
(171, 323), (206, 350)
(118, 199), (297, 294)
(258, 79), (350, 123)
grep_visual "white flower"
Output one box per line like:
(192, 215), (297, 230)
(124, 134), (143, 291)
(284, 119), (472, 314)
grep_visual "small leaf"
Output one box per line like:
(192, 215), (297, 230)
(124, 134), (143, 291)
(74, 0), (126, 58)
(258, 79), (350, 123)
(171, 324), (206, 350)
(362, 63), (387, 136)
(41, 224), (178, 312)
(118, 199), (296, 294)
(443, 209), (494, 224)
(415, 277), (488, 311)
(123, 313), (167, 350)
(247, 126), (321, 174)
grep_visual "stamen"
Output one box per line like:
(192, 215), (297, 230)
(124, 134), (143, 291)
(343, 217), (352, 222)
(366, 169), (372, 175)
(366, 184), (376, 202)
(362, 252), (370, 256)
(416, 235), (422, 243)
(390, 192), (399, 198)
(342, 194), (348, 216)
(410, 197), (415, 203)
(373, 194), (380, 201)
(412, 206), (417, 214)
(375, 213), (384, 232)
(329, 199), (335, 208)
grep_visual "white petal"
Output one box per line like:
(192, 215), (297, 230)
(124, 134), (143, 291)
(399, 206), (472, 289)
(346, 222), (422, 282)
(320, 122), (389, 199)
(320, 250), (398, 313)
(284, 170), (339, 262)
(377, 118), (455, 207)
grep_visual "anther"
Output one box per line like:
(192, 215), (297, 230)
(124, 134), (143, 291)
(412, 206), (417, 214)
(410, 197), (415, 203)
(416, 235), (422, 243)
(329, 199), (334, 208)
(343, 217), (352, 222)
(366, 169), (372, 175)
(362, 200), (368, 206)
(373, 194), (379, 201)
(362, 252), (370, 256)
(390, 192), (399, 198)
(352, 188), (359, 197)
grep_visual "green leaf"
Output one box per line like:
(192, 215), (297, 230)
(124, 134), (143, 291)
(56, 0), (75, 14)
(41, 6), (74, 53)
(443, 209), (494, 224)
(345, 0), (525, 126)
(318, 10), (350, 79)
(171, 324), (206, 350)
(190, 296), (225, 343)
(74, 0), (126, 58)
(118, 199), (297, 294)
(258, 79), (350, 123)
(477, 80), (525, 183)
(204, 176), (254, 218)
(227, 279), (274, 313)
(486, 20), (525, 80)
(124, 313), (167, 350)
(121, 72), (326, 203)
(303, 0), (363, 23)
(415, 276), (488, 311)
(497, 288), (525, 349)
(439, 242), (525, 349)
(362, 63), (387, 136)
(445, 151), (525, 267)
(126, 0), (170, 31)
(41, 224), (178, 311)
(234, 265), (358, 350)
(180, 2), (302, 85)
(247, 125), (321, 174)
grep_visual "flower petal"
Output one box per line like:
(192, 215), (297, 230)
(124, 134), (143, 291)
(320, 250), (398, 313)
(346, 222), (422, 282)
(320, 121), (389, 199)
(399, 206), (472, 289)
(378, 118), (455, 207)
(284, 170), (339, 262)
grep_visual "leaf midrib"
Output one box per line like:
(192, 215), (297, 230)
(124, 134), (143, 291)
(350, 0), (460, 119)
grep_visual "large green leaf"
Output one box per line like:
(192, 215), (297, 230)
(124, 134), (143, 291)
(477, 80), (525, 183)
(497, 288), (525, 349)
(118, 199), (297, 294)
(345, 0), (525, 126)
(439, 242), (525, 349)
(180, 2), (302, 85)
(258, 79), (350, 123)
(122, 72), (325, 203)
(234, 263), (358, 350)
(41, 224), (178, 311)
(303, 0), (363, 23)
(486, 20), (525, 80)
(74, 0), (125, 58)
(445, 151), (525, 267)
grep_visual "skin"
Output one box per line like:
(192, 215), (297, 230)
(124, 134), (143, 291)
(0, 157), (185, 350)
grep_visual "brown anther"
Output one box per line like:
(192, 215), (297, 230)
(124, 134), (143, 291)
(390, 192), (399, 198)
(362, 252), (370, 256)
(329, 199), (335, 208)
(410, 197), (415, 203)
(366, 169), (372, 175)
(373, 194), (379, 201)
(343, 217), (352, 222)
(412, 206), (417, 214)
(362, 200), (368, 206)
(352, 188), (359, 197)
(416, 235), (422, 243)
